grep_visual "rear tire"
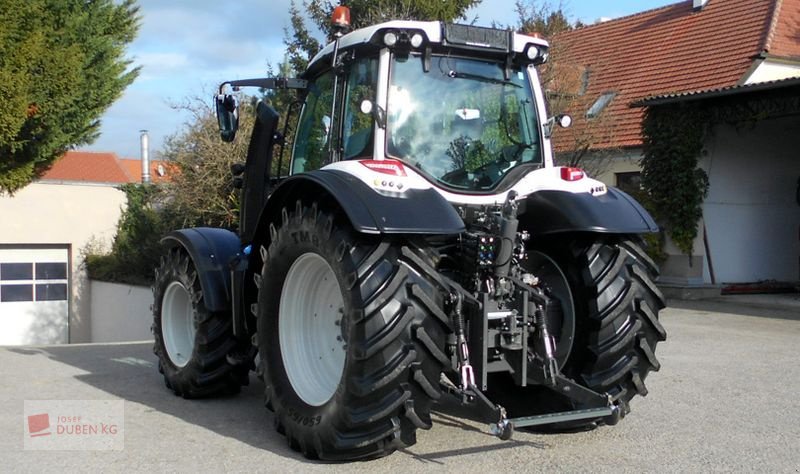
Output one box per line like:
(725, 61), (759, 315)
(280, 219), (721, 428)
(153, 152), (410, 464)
(257, 201), (450, 461)
(570, 238), (667, 408)
(152, 247), (249, 398)
(491, 236), (666, 426)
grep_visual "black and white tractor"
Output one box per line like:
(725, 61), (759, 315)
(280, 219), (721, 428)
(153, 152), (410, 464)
(152, 7), (666, 461)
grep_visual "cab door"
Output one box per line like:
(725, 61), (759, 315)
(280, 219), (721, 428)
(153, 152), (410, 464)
(291, 56), (379, 173)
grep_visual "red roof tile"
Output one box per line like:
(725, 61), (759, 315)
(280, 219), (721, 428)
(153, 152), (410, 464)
(766, 0), (800, 57)
(551, 0), (797, 150)
(118, 159), (176, 184)
(638, 76), (800, 105)
(39, 151), (176, 184)
(41, 151), (132, 184)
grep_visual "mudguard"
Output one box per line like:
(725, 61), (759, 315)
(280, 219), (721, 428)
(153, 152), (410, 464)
(520, 187), (659, 236)
(258, 169), (466, 238)
(161, 227), (241, 313)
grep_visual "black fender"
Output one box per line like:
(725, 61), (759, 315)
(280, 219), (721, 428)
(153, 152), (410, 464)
(161, 227), (241, 313)
(254, 169), (465, 240)
(520, 187), (659, 236)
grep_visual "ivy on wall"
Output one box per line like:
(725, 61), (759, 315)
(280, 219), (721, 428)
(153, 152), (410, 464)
(639, 87), (800, 257)
(640, 104), (710, 256)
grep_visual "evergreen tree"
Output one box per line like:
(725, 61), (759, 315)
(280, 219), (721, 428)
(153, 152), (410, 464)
(0, 0), (140, 194)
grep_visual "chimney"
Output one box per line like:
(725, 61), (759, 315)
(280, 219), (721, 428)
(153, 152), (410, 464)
(693, 0), (709, 10)
(139, 130), (151, 184)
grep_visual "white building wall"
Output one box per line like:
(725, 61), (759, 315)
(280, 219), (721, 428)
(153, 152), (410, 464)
(0, 182), (126, 342)
(701, 116), (800, 283)
(90, 281), (152, 343)
(590, 148), (644, 186)
(744, 60), (800, 85)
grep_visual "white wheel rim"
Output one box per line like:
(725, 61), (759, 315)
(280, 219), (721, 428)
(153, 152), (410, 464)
(279, 253), (346, 407)
(162, 281), (197, 368)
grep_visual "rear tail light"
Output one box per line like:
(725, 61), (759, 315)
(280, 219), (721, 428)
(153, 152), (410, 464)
(360, 159), (407, 177)
(560, 167), (584, 181)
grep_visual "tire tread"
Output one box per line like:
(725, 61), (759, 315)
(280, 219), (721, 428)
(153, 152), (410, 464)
(152, 248), (248, 398)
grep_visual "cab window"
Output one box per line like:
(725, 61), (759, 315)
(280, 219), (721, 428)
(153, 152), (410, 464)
(292, 72), (335, 174)
(342, 57), (378, 160)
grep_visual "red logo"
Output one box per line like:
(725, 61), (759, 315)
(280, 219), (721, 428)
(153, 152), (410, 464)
(27, 413), (51, 437)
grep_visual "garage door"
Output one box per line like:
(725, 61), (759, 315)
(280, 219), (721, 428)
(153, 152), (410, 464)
(0, 247), (69, 345)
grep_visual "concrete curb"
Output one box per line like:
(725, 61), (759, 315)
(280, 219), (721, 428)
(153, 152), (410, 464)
(659, 283), (800, 313)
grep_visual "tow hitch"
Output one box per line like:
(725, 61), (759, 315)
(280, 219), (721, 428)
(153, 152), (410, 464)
(442, 271), (622, 440)
(492, 405), (620, 439)
(440, 375), (620, 440)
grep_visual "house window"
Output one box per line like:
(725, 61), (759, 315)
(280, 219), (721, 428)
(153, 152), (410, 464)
(587, 91), (616, 118)
(0, 263), (33, 281)
(0, 261), (68, 302)
(35, 284), (68, 301)
(0, 284), (33, 302)
(616, 171), (642, 194)
(36, 262), (67, 280)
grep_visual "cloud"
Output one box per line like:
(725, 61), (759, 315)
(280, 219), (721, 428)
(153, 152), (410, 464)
(135, 52), (191, 80)
(90, 0), (307, 155)
(465, 0), (519, 28)
(132, 0), (294, 70)
(87, 86), (185, 159)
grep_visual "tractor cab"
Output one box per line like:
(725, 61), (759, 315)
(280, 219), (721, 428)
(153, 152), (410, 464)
(293, 19), (554, 194)
(216, 13), (563, 199)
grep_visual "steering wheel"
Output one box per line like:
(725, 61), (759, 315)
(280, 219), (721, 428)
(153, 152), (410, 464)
(501, 142), (538, 164)
(468, 159), (505, 186)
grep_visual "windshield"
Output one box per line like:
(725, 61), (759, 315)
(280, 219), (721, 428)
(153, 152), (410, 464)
(387, 55), (541, 191)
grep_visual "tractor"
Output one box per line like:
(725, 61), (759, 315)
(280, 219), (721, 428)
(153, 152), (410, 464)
(152, 6), (666, 461)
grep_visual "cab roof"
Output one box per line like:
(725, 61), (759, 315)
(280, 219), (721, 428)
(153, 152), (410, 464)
(307, 20), (550, 73)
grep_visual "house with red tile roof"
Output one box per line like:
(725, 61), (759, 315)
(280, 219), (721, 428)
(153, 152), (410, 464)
(554, 0), (800, 151)
(0, 150), (174, 345)
(551, 0), (800, 287)
(118, 158), (175, 184)
(39, 150), (175, 185)
(40, 151), (133, 184)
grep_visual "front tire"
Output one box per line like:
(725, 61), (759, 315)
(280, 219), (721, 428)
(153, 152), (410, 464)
(152, 247), (249, 398)
(257, 201), (450, 460)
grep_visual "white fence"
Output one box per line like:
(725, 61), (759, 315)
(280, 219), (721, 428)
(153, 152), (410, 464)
(90, 280), (153, 343)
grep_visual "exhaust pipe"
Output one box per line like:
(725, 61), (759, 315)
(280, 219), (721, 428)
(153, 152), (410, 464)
(140, 129), (151, 184)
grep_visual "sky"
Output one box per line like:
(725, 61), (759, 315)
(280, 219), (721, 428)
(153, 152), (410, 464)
(87, 0), (676, 159)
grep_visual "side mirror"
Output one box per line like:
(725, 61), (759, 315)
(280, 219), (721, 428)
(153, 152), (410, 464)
(360, 99), (386, 128)
(215, 94), (239, 142)
(321, 115), (331, 145)
(544, 114), (573, 138)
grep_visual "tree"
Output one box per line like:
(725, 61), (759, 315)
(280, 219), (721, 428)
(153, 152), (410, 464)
(0, 0), (140, 194)
(514, 1), (618, 176)
(514, 0), (573, 38)
(85, 96), (257, 285)
(158, 97), (257, 230)
(84, 184), (168, 286)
